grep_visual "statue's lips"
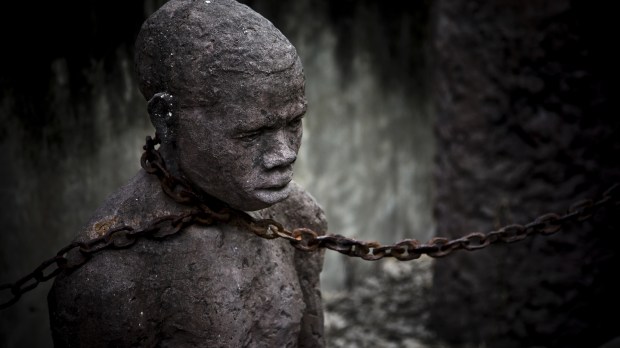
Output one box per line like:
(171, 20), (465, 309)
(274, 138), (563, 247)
(256, 176), (293, 190)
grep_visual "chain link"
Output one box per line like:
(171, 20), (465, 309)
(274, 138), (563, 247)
(1, 134), (618, 310)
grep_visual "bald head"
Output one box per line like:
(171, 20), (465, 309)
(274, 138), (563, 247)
(135, 0), (302, 107)
(133, 0), (307, 211)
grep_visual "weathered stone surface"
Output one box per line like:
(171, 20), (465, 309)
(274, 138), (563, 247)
(430, 1), (620, 347)
(323, 257), (435, 348)
(48, 174), (326, 347)
(134, 0), (302, 108)
(48, 0), (326, 346)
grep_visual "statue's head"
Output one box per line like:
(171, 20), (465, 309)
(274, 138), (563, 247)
(135, 0), (307, 211)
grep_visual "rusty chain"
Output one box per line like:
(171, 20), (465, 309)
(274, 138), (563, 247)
(1, 134), (618, 310)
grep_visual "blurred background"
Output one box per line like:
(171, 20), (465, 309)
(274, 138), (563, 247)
(0, 1), (618, 347)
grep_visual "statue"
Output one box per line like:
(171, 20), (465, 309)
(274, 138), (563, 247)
(47, 0), (327, 346)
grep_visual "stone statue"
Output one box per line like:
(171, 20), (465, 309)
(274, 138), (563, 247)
(47, 0), (327, 346)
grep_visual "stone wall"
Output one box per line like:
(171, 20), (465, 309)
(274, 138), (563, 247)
(430, 1), (620, 347)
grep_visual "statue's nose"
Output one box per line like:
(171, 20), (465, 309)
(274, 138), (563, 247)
(263, 131), (297, 170)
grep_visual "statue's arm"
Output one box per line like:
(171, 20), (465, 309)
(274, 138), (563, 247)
(47, 214), (154, 347)
(295, 245), (326, 348)
(48, 250), (144, 348)
(291, 191), (328, 348)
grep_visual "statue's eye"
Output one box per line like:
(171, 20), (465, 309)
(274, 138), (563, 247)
(287, 116), (303, 130)
(236, 130), (262, 142)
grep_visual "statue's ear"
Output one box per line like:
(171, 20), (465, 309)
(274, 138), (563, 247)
(147, 92), (176, 133)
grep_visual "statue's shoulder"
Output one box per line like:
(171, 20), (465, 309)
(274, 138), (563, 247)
(261, 181), (328, 234)
(79, 170), (182, 241)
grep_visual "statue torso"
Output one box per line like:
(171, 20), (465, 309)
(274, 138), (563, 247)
(48, 171), (325, 348)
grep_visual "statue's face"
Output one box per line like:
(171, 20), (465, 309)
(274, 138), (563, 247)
(174, 70), (307, 211)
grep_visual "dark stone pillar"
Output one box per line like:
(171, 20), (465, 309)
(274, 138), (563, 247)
(430, 1), (620, 347)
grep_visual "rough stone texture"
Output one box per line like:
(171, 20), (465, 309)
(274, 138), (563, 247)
(430, 1), (620, 347)
(48, 174), (326, 347)
(323, 257), (436, 348)
(135, 0), (302, 107)
(135, 0), (307, 213)
(47, 0), (326, 347)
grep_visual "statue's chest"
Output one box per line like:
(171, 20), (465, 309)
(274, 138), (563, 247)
(139, 224), (305, 347)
